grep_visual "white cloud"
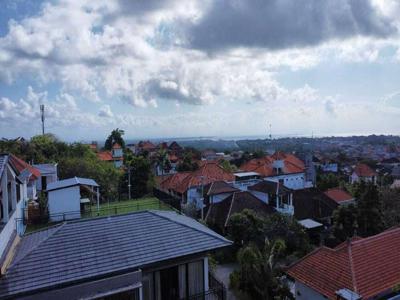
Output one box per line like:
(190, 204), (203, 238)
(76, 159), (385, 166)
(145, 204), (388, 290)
(98, 104), (113, 118)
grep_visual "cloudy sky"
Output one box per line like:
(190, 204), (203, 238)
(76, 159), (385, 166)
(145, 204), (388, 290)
(1, 0), (400, 141)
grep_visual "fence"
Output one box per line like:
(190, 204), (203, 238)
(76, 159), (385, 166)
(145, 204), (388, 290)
(186, 272), (226, 300)
(20, 198), (180, 227)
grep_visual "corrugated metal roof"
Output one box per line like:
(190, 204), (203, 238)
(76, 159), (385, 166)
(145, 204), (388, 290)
(33, 163), (57, 175)
(47, 177), (99, 191)
(0, 154), (8, 180)
(0, 210), (231, 298)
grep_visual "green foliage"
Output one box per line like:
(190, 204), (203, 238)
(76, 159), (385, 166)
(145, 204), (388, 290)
(357, 183), (384, 237)
(332, 204), (358, 242)
(156, 149), (171, 175)
(381, 187), (400, 228)
(104, 128), (125, 150)
(219, 159), (237, 173)
(316, 172), (340, 191)
(123, 156), (153, 198)
(228, 209), (265, 248)
(232, 240), (293, 299)
(176, 151), (199, 172)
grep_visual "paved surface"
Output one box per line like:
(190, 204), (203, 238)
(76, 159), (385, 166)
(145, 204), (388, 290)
(214, 263), (238, 300)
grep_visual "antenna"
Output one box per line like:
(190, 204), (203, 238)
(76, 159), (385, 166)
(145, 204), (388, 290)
(269, 123), (272, 140)
(40, 104), (45, 135)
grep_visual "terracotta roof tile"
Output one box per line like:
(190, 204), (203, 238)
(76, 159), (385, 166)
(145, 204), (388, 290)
(353, 163), (377, 177)
(97, 151), (113, 161)
(240, 152), (305, 177)
(9, 154), (41, 181)
(287, 227), (400, 299)
(324, 188), (354, 204)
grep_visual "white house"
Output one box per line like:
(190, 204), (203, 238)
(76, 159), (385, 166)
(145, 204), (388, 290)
(47, 177), (99, 222)
(350, 163), (377, 184)
(33, 163), (58, 192)
(0, 154), (29, 261)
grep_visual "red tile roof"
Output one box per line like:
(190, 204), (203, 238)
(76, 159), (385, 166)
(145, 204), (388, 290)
(138, 141), (156, 150)
(240, 151), (305, 177)
(158, 162), (235, 194)
(353, 163), (377, 177)
(97, 151), (113, 161)
(287, 227), (400, 299)
(324, 188), (354, 204)
(9, 155), (41, 181)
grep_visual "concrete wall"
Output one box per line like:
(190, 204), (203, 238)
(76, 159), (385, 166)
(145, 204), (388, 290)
(48, 186), (81, 222)
(267, 173), (306, 190)
(294, 281), (326, 300)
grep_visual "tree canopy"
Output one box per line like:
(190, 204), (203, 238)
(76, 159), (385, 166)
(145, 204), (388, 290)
(104, 128), (125, 150)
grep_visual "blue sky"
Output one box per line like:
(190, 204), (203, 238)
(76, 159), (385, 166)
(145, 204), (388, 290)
(0, 0), (400, 141)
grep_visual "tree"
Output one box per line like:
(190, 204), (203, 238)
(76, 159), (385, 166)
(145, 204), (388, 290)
(228, 209), (265, 248)
(123, 156), (152, 198)
(231, 239), (292, 299)
(317, 172), (339, 191)
(332, 204), (358, 242)
(104, 128), (125, 150)
(156, 149), (171, 175)
(176, 151), (198, 172)
(357, 183), (384, 237)
(380, 187), (400, 228)
(219, 159), (237, 173)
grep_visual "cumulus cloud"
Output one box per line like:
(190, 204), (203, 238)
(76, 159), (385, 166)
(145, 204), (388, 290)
(98, 104), (114, 118)
(186, 0), (397, 51)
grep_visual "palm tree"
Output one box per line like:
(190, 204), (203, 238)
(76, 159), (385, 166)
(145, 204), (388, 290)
(236, 238), (290, 299)
(157, 149), (171, 175)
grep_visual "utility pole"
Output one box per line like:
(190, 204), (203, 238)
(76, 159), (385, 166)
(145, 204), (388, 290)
(200, 176), (205, 220)
(128, 166), (132, 200)
(40, 104), (45, 135)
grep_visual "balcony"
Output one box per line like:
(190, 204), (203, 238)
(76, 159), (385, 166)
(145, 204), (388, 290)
(277, 203), (294, 215)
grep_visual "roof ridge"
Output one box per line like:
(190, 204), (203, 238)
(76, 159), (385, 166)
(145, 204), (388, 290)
(224, 192), (236, 227)
(148, 211), (231, 244)
(10, 223), (66, 269)
(347, 242), (358, 293)
(351, 226), (400, 245)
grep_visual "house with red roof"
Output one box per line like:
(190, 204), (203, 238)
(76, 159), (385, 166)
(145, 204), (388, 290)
(156, 162), (235, 212)
(8, 154), (41, 200)
(97, 143), (124, 168)
(324, 188), (355, 206)
(350, 163), (377, 185)
(286, 227), (400, 300)
(240, 151), (309, 190)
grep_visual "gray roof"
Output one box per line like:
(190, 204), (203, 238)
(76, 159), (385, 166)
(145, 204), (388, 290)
(33, 163), (57, 175)
(0, 210), (231, 299)
(0, 154), (8, 180)
(47, 176), (98, 191)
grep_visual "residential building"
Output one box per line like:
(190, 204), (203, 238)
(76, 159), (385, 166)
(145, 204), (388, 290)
(240, 151), (311, 190)
(324, 188), (355, 206)
(292, 188), (338, 225)
(350, 163), (377, 184)
(8, 155), (41, 200)
(33, 163), (58, 191)
(203, 180), (239, 206)
(156, 162), (235, 210)
(0, 210), (231, 300)
(97, 143), (123, 168)
(247, 180), (294, 215)
(0, 154), (29, 261)
(205, 191), (275, 233)
(287, 227), (400, 300)
(46, 177), (100, 222)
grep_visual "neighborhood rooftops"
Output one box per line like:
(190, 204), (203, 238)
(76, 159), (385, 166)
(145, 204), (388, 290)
(8, 154), (41, 181)
(324, 188), (354, 204)
(353, 163), (377, 177)
(240, 151), (305, 177)
(47, 177), (99, 191)
(0, 210), (231, 299)
(287, 227), (400, 300)
(204, 181), (239, 196)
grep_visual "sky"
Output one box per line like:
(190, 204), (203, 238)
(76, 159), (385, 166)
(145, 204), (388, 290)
(0, 0), (400, 141)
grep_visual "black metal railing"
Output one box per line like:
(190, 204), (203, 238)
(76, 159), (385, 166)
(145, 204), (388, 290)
(186, 273), (227, 300)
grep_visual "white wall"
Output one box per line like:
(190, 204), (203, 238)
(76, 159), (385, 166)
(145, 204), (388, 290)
(48, 186), (81, 222)
(294, 281), (326, 300)
(266, 173), (306, 190)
